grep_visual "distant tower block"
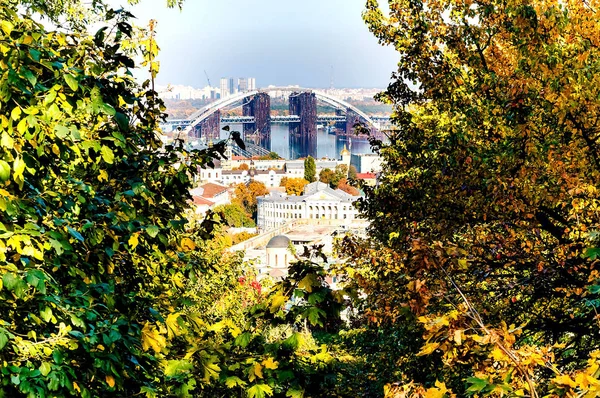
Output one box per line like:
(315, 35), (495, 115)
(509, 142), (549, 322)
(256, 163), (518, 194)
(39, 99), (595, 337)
(198, 110), (220, 141)
(289, 92), (317, 158)
(243, 93), (271, 150)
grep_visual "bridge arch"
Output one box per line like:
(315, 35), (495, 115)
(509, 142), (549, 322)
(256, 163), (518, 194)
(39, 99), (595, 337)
(182, 87), (375, 136)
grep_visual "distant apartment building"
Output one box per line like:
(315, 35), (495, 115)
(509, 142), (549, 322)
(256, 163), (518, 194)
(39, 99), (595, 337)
(220, 78), (228, 99)
(229, 78), (235, 95)
(238, 78), (248, 92)
(248, 78), (256, 90)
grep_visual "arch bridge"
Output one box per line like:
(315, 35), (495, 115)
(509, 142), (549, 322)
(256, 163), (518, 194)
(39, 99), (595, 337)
(181, 87), (383, 158)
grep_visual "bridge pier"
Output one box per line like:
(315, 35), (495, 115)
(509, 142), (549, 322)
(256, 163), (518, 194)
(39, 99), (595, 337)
(197, 110), (220, 142)
(289, 92), (317, 158)
(243, 93), (271, 150)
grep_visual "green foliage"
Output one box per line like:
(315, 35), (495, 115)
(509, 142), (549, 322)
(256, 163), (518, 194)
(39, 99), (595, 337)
(348, 165), (357, 181)
(0, 4), (232, 397)
(258, 152), (281, 160)
(214, 203), (255, 228)
(303, 156), (316, 183)
(318, 168), (334, 185)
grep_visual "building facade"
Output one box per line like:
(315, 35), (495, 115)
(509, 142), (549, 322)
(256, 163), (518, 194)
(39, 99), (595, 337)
(256, 182), (359, 231)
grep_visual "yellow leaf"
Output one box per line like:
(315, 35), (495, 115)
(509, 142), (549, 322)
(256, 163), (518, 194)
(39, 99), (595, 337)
(416, 342), (439, 356)
(262, 357), (279, 370)
(249, 362), (263, 382)
(141, 322), (166, 353)
(491, 348), (506, 362)
(180, 237), (196, 251)
(270, 291), (287, 313)
(298, 274), (317, 293)
(106, 375), (115, 387)
(128, 233), (139, 250)
(553, 374), (577, 388)
(73, 382), (80, 392)
(424, 380), (448, 398)
(165, 313), (181, 339)
(98, 170), (108, 182)
(454, 329), (462, 345)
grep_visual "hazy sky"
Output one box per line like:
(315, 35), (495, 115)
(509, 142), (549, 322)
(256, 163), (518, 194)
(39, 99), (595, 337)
(111, 0), (398, 88)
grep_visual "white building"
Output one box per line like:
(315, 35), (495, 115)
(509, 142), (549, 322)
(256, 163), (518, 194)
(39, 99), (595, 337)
(220, 78), (229, 99)
(248, 78), (256, 91)
(350, 153), (382, 173)
(256, 182), (359, 231)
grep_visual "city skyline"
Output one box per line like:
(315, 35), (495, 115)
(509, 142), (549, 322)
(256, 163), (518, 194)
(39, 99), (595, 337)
(111, 0), (398, 89)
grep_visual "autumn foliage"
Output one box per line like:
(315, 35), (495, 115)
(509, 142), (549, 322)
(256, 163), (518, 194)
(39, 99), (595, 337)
(334, 0), (600, 395)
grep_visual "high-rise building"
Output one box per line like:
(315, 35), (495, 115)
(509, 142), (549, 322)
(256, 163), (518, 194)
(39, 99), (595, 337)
(220, 78), (228, 99)
(238, 78), (248, 92)
(248, 78), (256, 91)
(229, 78), (235, 95)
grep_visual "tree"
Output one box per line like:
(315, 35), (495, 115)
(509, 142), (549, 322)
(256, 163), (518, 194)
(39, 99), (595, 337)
(319, 168), (334, 185)
(236, 163), (249, 171)
(213, 203), (255, 228)
(337, 0), (600, 395)
(0, 3), (233, 396)
(258, 151), (281, 160)
(304, 156), (316, 182)
(348, 165), (358, 180)
(330, 164), (348, 188)
(337, 178), (359, 196)
(233, 181), (269, 217)
(283, 178), (309, 196)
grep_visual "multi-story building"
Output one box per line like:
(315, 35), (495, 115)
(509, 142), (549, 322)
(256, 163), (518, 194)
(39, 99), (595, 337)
(238, 78), (248, 92)
(256, 182), (359, 231)
(220, 78), (228, 99)
(248, 78), (256, 91)
(229, 78), (235, 95)
(350, 153), (382, 173)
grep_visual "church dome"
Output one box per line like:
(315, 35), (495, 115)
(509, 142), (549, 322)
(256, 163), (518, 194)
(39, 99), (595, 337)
(266, 235), (291, 249)
(340, 144), (350, 156)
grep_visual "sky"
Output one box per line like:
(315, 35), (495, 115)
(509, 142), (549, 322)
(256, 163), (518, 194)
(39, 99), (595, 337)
(109, 0), (398, 89)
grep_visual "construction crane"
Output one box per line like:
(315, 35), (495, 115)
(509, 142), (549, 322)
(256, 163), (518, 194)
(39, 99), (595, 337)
(204, 70), (212, 87)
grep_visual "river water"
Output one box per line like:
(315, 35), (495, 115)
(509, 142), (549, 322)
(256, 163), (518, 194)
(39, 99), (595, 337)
(221, 123), (373, 160)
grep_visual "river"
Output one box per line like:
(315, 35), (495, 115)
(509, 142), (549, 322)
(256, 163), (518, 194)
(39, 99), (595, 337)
(220, 123), (373, 160)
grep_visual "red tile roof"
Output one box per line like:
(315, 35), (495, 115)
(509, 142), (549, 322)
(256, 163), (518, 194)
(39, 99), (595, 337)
(198, 183), (228, 198)
(192, 196), (214, 206)
(356, 173), (377, 179)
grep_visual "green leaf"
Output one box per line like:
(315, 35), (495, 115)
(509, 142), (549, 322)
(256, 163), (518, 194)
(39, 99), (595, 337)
(2, 273), (18, 290)
(39, 362), (52, 377)
(283, 333), (301, 350)
(225, 376), (246, 388)
(466, 377), (490, 393)
(234, 332), (252, 348)
(64, 74), (78, 91)
(115, 112), (129, 131)
(67, 226), (84, 242)
(101, 146), (115, 164)
(146, 225), (159, 238)
(0, 160), (10, 182)
(164, 360), (193, 377)
(286, 388), (304, 398)
(247, 383), (273, 398)
(54, 125), (70, 139)
(584, 247), (600, 260)
(0, 331), (8, 350)
(40, 307), (53, 323)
